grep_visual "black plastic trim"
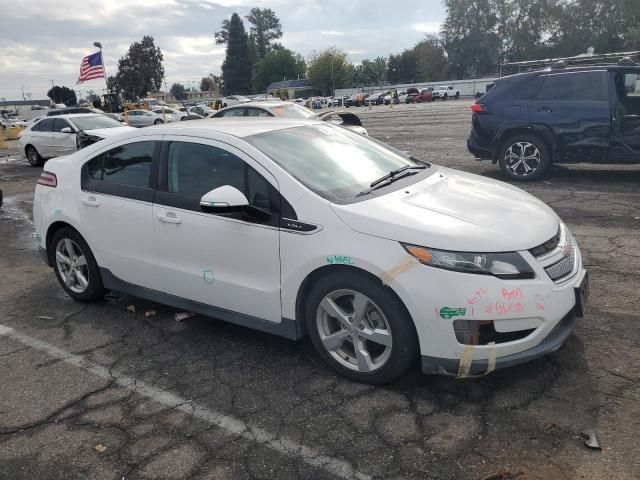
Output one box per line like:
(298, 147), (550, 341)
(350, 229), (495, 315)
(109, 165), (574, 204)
(100, 268), (304, 340)
(422, 311), (578, 376)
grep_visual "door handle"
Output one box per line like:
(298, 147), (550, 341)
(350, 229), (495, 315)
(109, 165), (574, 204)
(82, 196), (99, 207)
(158, 213), (182, 224)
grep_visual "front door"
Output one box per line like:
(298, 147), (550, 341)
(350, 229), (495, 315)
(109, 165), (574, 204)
(77, 137), (164, 291)
(529, 70), (611, 162)
(51, 118), (78, 157)
(153, 136), (282, 323)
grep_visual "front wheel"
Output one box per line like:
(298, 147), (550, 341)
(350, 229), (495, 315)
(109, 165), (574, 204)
(498, 134), (551, 181)
(443, 93), (448, 101)
(306, 271), (418, 384)
(154, 119), (163, 125)
(26, 145), (43, 167)
(455, 92), (460, 99)
(51, 227), (105, 302)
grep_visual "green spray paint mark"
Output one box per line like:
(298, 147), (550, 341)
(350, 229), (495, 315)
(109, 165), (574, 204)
(203, 270), (215, 284)
(439, 307), (466, 320)
(54, 208), (62, 217)
(327, 255), (354, 265)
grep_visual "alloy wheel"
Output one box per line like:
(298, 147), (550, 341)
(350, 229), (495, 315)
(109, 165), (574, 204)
(316, 289), (393, 373)
(504, 141), (541, 177)
(27, 147), (40, 166)
(55, 238), (90, 293)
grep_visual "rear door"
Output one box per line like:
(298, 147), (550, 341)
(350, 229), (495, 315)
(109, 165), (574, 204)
(30, 118), (56, 158)
(78, 137), (164, 291)
(529, 70), (610, 162)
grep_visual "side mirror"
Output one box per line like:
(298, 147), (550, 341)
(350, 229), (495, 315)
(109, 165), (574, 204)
(199, 185), (271, 221)
(60, 127), (74, 134)
(200, 185), (248, 210)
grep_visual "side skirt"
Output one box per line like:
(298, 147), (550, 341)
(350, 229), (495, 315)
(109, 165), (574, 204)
(100, 268), (303, 341)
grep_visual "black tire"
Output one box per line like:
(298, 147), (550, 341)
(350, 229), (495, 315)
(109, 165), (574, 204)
(50, 227), (105, 302)
(26, 145), (43, 167)
(305, 271), (418, 384)
(498, 134), (551, 181)
(443, 93), (448, 101)
(154, 119), (163, 125)
(455, 92), (460, 99)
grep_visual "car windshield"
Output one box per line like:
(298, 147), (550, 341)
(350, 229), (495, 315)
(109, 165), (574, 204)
(68, 115), (123, 131)
(246, 124), (423, 202)
(271, 104), (315, 119)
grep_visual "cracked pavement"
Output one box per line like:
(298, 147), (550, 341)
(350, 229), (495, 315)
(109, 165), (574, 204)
(1, 101), (639, 479)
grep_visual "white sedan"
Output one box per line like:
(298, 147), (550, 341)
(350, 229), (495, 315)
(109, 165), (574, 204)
(32, 119), (587, 384)
(18, 114), (135, 166)
(151, 107), (187, 122)
(125, 109), (165, 128)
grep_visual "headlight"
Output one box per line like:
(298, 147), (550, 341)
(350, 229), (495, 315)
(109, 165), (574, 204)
(402, 243), (534, 279)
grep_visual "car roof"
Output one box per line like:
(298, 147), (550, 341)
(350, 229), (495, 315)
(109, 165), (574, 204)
(120, 118), (324, 139)
(501, 63), (640, 81)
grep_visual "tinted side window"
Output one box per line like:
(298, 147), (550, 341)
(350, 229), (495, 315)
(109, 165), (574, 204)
(218, 108), (245, 117)
(166, 142), (280, 214)
(81, 141), (157, 201)
(34, 118), (55, 132)
(103, 142), (154, 188)
(246, 108), (271, 117)
(168, 142), (245, 198)
(511, 76), (543, 100)
(537, 71), (606, 101)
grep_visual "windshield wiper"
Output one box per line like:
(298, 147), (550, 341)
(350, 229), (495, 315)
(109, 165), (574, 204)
(356, 165), (427, 197)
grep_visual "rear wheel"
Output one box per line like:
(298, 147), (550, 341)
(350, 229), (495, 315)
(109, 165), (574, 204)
(26, 145), (43, 167)
(154, 119), (163, 125)
(306, 271), (418, 384)
(51, 227), (105, 302)
(455, 92), (460, 99)
(498, 134), (551, 181)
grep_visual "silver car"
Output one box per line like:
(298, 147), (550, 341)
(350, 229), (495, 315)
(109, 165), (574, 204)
(125, 110), (165, 127)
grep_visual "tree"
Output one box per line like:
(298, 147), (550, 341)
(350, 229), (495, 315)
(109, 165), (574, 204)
(170, 83), (187, 100)
(253, 48), (306, 93)
(113, 36), (164, 100)
(245, 8), (283, 59)
(86, 90), (100, 103)
(200, 75), (221, 92)
(442, 0), (501, 78)
(217, 13), (253, 94)
(307, 48), (351, 96)
(47, 86), (77, 106)
(414, 35), (449, 81)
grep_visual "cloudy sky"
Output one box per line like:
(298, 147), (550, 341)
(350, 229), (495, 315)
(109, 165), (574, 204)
(0, 0), (444, 100)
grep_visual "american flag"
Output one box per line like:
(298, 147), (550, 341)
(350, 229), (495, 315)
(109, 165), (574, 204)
(77, 51), (105, 84)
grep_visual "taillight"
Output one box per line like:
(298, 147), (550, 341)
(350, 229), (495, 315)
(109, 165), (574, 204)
(471, 103), (485, 113)
(37, 171), (57, 187)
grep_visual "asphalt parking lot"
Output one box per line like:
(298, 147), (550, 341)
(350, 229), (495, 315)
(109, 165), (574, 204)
(1, 100), (639, 480)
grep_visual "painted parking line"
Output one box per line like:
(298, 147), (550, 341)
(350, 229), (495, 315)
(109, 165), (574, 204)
(0, 324), (372, 480)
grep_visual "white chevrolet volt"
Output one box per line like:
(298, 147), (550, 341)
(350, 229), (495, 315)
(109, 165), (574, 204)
(33, 119), (588, 384)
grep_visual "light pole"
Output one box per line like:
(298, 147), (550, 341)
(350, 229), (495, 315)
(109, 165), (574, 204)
(328, 53), (335, 98)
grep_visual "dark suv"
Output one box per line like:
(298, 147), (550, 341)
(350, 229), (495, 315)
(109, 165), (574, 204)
(467, 60), (640, 180)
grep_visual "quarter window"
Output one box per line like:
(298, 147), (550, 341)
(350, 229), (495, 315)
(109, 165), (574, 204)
(218, 108), (245, 117)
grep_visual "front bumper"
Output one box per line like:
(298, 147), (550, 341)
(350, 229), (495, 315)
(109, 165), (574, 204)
(421, 311), (577, 376)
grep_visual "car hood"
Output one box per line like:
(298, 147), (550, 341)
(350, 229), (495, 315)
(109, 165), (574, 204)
(83, 126), (136, 137)
(331, 166), (559, 252)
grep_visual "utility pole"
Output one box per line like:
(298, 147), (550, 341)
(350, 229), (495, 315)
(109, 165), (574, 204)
(21, 85), (25, 101)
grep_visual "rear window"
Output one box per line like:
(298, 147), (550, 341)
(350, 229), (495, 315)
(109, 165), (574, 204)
(537, 71), (607, 101)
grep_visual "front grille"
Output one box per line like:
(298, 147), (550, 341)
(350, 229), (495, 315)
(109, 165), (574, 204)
(530, 227), (561, 258)
(544, 239), (576, 281)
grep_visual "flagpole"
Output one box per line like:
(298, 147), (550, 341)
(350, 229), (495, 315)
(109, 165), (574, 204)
(93, 41), (108, 93)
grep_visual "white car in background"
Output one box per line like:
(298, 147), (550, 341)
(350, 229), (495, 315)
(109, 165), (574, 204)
(125, 110), (166, 128)
(151, 107), (187, 122)
(220, 95), (251, 107)
(18, 114), (135, 166)
(33, 118), (587, 384)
